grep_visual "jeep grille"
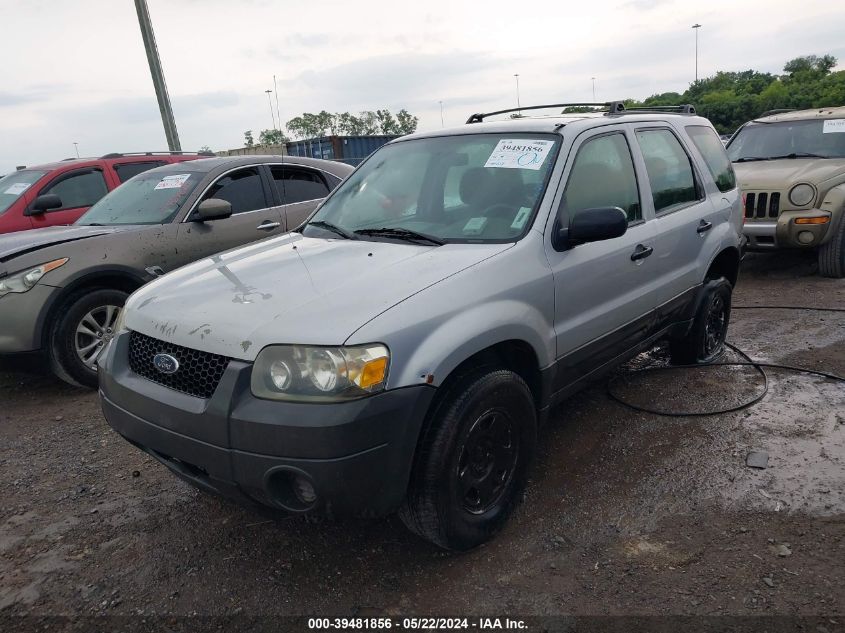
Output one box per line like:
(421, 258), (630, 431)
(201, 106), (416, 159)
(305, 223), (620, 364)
(744, 192), (781, 219)
(127, 331), (230, 399)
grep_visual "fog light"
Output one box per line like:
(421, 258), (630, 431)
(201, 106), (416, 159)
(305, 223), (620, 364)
(293, 475), (317, 504)
(797, 231), (815, 245)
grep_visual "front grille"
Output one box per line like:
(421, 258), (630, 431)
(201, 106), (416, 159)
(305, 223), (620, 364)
(744, 192), (781, 219)
(127, 331), (230, 399)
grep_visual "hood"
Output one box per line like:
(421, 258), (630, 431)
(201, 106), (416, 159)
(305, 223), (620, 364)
(0, 225), (137, 263)
(734, 158), (845, 191)
(125, 233), (513, 360)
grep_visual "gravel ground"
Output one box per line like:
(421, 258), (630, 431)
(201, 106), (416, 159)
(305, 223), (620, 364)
(1, 250), (843, 629)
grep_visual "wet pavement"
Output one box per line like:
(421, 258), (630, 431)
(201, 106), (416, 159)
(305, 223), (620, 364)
(0, 250), (843, 623)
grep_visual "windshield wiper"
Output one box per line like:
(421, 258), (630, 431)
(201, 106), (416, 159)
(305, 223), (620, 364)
(767, 152), (829, 160)
(733, 156), (770, 163)
(354, 227), (445, 245)
(307, 220), (357, 240)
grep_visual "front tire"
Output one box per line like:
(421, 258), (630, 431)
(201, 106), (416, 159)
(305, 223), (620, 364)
(399, 369), (537, 551)
(818, 212), (845, 278)
(670, 277), (732, 365)
(49, 288), (127, 388)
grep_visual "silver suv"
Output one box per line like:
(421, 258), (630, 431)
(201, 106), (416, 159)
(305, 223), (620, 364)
(98, 102), (743, 550)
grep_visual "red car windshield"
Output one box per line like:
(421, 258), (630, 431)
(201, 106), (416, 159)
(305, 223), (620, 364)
(0, 170), (46, 215)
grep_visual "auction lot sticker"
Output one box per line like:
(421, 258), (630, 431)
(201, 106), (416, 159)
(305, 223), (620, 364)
(3, 182), (31, 195)
(823, 119), (845, 133)
(154, 174), (191, 190)
(485, 139), (554, 170)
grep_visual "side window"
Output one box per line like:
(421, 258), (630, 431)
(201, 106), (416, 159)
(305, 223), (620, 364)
(42, 169), (108, 210)
(114, 161), (166, 183)
(563, 133), (641, 223)
(203, 167), (266, 214)
(635, 129), (700, 213)
(686, 125), (737, 193)
(271, 166), (330, 204)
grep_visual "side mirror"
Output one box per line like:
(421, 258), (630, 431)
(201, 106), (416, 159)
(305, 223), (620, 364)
(26, 194), (63, 215)
(195, 198), (232, 221)
(559, 206), (628, 247)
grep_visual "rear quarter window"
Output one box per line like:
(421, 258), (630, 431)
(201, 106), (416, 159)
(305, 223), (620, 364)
(686, 125), (737, 193)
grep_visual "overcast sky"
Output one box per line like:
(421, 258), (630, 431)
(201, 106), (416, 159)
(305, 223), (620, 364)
(1, 0), (843, 173)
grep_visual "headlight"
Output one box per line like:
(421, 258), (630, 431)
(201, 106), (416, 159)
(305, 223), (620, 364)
(251, 344), (389, 402)
(788, 183), (816, 207)
(0, 258), (68, 299)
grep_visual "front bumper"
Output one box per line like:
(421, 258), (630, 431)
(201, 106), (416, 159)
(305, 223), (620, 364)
(98, 331), (435, 517)
(743, 209), (832, 250)
(0, 284), (58, 353)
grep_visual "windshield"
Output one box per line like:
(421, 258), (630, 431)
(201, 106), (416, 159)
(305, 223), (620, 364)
(0, 170), (46, 215)
(302, 133), (560, 243)
(76, 170), (201, 225)
(727, 118), (845, 161)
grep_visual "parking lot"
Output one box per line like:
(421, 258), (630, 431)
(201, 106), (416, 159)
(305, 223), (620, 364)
(1, 250), (842, 619)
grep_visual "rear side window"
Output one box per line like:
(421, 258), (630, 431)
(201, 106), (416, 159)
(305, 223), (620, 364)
(563, 133), (642, 223)
(42, 169), (108, 210)
(686, 126), (736, 193)
(203, 167), (267, 214)
(635, 129), (701, 214)
(271, 166), (330, 204)
(114, 161), (166, 183)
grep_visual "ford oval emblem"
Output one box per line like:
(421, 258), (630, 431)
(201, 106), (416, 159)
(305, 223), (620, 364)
(153, 353), (180, 375)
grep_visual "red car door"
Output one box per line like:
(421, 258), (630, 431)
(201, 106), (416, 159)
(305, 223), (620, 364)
(29, 164), (113, 228)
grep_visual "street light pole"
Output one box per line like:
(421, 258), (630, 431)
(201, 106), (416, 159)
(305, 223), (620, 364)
(265, 89), (276, 133)
(692, 23), (702, 82)
(134, 0), (181, 151)
(591, 77), (596, 101)
(514, 74), (521, 114)
(73, 142), (79, 158)
(273, 75), (281, 132)
(439, 100), (444, 128)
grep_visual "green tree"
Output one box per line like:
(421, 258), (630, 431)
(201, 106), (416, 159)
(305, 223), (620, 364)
(396, 109), (419, 134)
(243, 130), (254, 148)
(258, 129), (289, 146)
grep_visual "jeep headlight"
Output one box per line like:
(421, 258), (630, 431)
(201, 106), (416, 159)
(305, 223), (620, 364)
(788, 183), (816, 207)
(0, 258), (68, 299)
(251, 344), (389, 402)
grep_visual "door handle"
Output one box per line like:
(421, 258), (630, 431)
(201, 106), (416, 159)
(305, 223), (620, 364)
(696, 220), (713, 234)
(630, 244), (654, 261)
(256, 221), (281, 231)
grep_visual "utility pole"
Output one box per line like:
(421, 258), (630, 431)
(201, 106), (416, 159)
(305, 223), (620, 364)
(692, 23), (702, 82)
(514, 74), (521, 114)
(439, 100), (444, 128)
(591, 77), (596, 101)
(73, 142), (79, 158)
(134, 0), (181, 151)
(273, 75), (281, 132)
(265, 89), (276, 132)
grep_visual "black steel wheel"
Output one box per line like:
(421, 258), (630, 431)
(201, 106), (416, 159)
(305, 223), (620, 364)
(670, 277), (732, 365)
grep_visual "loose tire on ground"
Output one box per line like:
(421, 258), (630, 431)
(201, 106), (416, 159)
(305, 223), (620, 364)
(399, 368), (537, 551)
(670, 277), (732, 366)
(49, 288), (128, 388)
(818, 211), (845, 278)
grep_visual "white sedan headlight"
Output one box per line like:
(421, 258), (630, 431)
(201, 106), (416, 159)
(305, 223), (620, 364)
(788, 183), (816, 207)
(251, 344), (389, 402)
(0, 258), (68, 299)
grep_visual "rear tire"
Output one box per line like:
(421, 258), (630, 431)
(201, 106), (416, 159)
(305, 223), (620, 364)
(818, 212), (845, 278)
(48, 288), (127, 388)
(670, 277), (732, 365)
(399, 368), (537, 551)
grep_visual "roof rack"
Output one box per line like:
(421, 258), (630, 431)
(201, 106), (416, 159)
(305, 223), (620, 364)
(99, 151), (215, 159)
(466, 101), (696, 123)
(757, 109), (795, 118)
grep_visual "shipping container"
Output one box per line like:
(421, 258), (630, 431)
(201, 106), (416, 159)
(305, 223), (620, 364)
(284, 135), (399, 166)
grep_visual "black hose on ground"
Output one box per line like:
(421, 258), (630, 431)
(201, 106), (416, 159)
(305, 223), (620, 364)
(607, 306), (845, 417)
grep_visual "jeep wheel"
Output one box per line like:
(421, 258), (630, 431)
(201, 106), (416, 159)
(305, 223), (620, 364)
(818, 212), (845, 278)
(49, 288), (127, 388)
(670, 277), (732, 365)
(399, 369), (537, 551)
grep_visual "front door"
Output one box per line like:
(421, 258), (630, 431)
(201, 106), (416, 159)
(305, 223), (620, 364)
(544, 127), (660, 391)
(29, 167), (109, 228)
(175, 166), (284, 265)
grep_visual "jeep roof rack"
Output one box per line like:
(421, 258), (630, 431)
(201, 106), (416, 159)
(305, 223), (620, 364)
(99, 151), (215, 159)
(757, 109), (796, 118)
(465, 101), (696, 123)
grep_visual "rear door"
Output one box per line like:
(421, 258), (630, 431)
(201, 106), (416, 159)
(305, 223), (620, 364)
(630, 125), (721, 309)
(29, 166), (109, 228)
(544, 126), (661, 390)
(175, 165), (284, 264)
(268, 163), (332, 229)
(111, 161), (166, 184)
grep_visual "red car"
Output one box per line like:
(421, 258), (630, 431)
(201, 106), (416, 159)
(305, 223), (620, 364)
(0, 152), (213, 234)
